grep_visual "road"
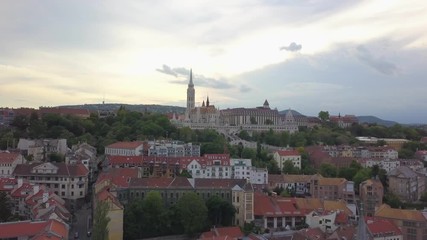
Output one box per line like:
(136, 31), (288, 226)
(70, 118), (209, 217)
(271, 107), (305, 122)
(70, 203), (92, 240)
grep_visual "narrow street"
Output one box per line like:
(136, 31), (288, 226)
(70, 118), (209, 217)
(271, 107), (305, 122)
(70, 203), (92, 240)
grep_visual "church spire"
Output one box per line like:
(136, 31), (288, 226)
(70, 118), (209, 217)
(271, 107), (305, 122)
(206, 96), (210, 107)
(189, 69), (194, 87)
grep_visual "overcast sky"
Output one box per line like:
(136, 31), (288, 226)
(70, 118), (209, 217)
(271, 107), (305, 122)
(1, 0), (426, 123)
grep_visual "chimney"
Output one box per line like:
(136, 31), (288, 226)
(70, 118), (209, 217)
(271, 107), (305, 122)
(18, 178), (23, 188)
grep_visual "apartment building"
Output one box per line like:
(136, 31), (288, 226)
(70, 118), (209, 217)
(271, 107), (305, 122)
(309, 174), (355, 204)
(17, 138), (68, 162)
(375, 204), (427, 240)
(105, 141), (144, 156)
(388, 166), (425, 202)
(359, 178), (384, 217)
(0, 152), (26, 177)
(273, 150), (301, 170)
(13, 162), (89, 200)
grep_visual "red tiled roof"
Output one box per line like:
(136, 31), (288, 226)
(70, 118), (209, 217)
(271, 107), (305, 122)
(0, 219), (68, 239)
(106, 141), (144, 149)
(108, 155), (142, 166)
(0, 177), (17, 191)
(0, 152), (21, 164)
(200, 226), (243, 240)
(39, 107), (90, 117)
(130, 177), (176, 188)
(253, 192), (303, 217)
(10, 182), (34, 198)
(365, 217), (402, 236)
(96, 168), (139, 188)
(13, 163), (88, 177)
(275, 150), (300, 157)
(96, 188), (123, 209)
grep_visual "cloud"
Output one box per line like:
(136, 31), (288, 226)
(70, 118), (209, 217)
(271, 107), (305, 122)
(239, 85), (252, 93)
(156, 65), (178, 77)
(157, 65), (234, 89)
(280, 42), (302, 52)
(356, 45), (398, 75)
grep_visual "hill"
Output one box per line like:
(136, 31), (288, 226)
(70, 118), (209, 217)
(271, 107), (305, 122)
(357, 115), (398, 127)
(59, 103), (186, 114)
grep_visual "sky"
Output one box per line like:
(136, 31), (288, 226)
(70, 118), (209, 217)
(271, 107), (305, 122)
(1, 0), (427, 123)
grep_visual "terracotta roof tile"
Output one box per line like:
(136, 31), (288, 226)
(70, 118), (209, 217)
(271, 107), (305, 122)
(0, 152), (21, 164)
(13, 162), (88, 177)
(365, 217), (402, 236)
(0, 219), (68, 239)
(106, 141), (144, 149)
(375, 204), (427, 222)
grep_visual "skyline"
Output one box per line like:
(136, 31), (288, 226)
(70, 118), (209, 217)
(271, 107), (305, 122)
(1, 1), (427, 123)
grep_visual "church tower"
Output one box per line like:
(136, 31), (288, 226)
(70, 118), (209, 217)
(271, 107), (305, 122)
(186, 69), (195, 120)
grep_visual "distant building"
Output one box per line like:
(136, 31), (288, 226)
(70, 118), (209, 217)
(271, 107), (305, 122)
(375, 204), (427, 240)
(0, 152), (26, 177)
(13, 162), (89, 200)
(0, 219), (69, 240)
(309, 174), (355, 204)
(39, 107), (90, 118)
(17, 138), (68, 162)
(359, 178), (384, 217)
(105, 141), (144, 156)
(329, 114), (358, 128)
(365, 217), (403, 240)
(388, 166), (425, 202)
(273, 150), (302, 170)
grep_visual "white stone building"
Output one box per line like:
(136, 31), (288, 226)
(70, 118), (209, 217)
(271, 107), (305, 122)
(273, 150), (301, 170)
(104, 141), (144, 156)
(0, 152), (26, 177)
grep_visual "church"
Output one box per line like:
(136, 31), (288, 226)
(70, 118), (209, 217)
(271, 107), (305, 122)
(185, 70), (220, 125)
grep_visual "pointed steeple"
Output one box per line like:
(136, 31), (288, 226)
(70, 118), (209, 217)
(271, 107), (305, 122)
(202, 100), (205, 107)
(206, 96), (210, 107)
(188, 69), (194, 87)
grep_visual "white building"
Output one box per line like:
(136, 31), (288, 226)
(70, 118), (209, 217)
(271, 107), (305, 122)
(363, 159), (401, 173)
(104, 141), (144, 156)
(147, 141), (200, 157)
(13, 162), (89, 200)
(305, 210), (338, 233)
(273, 150), (301, 170)
(231, 158), (268, 184)
(0, 152), (26, 177)
(17, 139), (68, 162)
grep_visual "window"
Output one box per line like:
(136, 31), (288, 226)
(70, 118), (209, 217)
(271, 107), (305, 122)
(62, 184), (65, 189)
(80, 191), (83, 196)
(71, 184), (74, 189)
(71, 192), (74, 196)
(61, 192), (65, 196)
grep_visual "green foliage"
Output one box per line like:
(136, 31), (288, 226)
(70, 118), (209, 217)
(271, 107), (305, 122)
(420, 192), (427, 203)
(141, 191), (168, 237)
(318, 111), (330, 122)
(383, 192), (403, 208)
(206, 195), (236, 227)
(93, 201), (111, 240)
(124, 199), (145, 240)
(282, 160), (299, 174)
(176, 192), (208, 236)
(0, 192), (12, 222)
(48, 153), (64, 162)
(353, 168), (372, 191)
(319, 163), (337, 177)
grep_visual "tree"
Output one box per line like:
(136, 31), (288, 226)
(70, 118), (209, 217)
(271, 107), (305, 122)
(319, 163), (337, 177)
(206, 195), (236, 227)
(92, 201), (111, 240)
(176, 192), (208, 236)
(318, 111), (330, 122)
(250, 116), (257, 124)
(124, 199), (144, 240)
(283, 160), (299, 174)
(141, 191), (167, 237)
(420, 192), (427, 203)
(0, 192), (12, 222)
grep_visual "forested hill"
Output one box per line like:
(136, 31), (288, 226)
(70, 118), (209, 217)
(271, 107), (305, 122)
(357, 116), (398, 127)
(60, 103), (185, 114)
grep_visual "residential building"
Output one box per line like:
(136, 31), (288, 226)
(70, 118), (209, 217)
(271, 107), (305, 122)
(199, 226), (244, 240)
(273, 150), (301, 170)
(0, 108), (15, 126)
(0, 219), (69, 240)
(355, 137), (409, 150)
(0, 151), (26, 177)
(253, 192), (305, 231)
(309, 174), (355, 203)
(362, 159), (400, 173)
(17, 138), (68, 161)
(232, 181), (254, 227)
(231, 158), (268, 184)
(13, 162), (89, 200)
(268, 174), (311, 196)
(375, 204), (427, 240)
(104, 141), (144, 156)
(415, 150), (427, 162)
(365, 217), (403, 240)
(388, 166), (425, 202)
(147, 141), (200, 157)
(359, 179), (384, 216)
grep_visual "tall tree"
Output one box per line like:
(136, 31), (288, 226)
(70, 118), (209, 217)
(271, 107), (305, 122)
(206, 195), (236, 226)
(141, 191), (167, 237)
(318, 111), (330, 122)
(176, 192), (208, 236)
(283, 160), (299, 174)
(0, 192), (12, 222)
(92, 201), (111, 240)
